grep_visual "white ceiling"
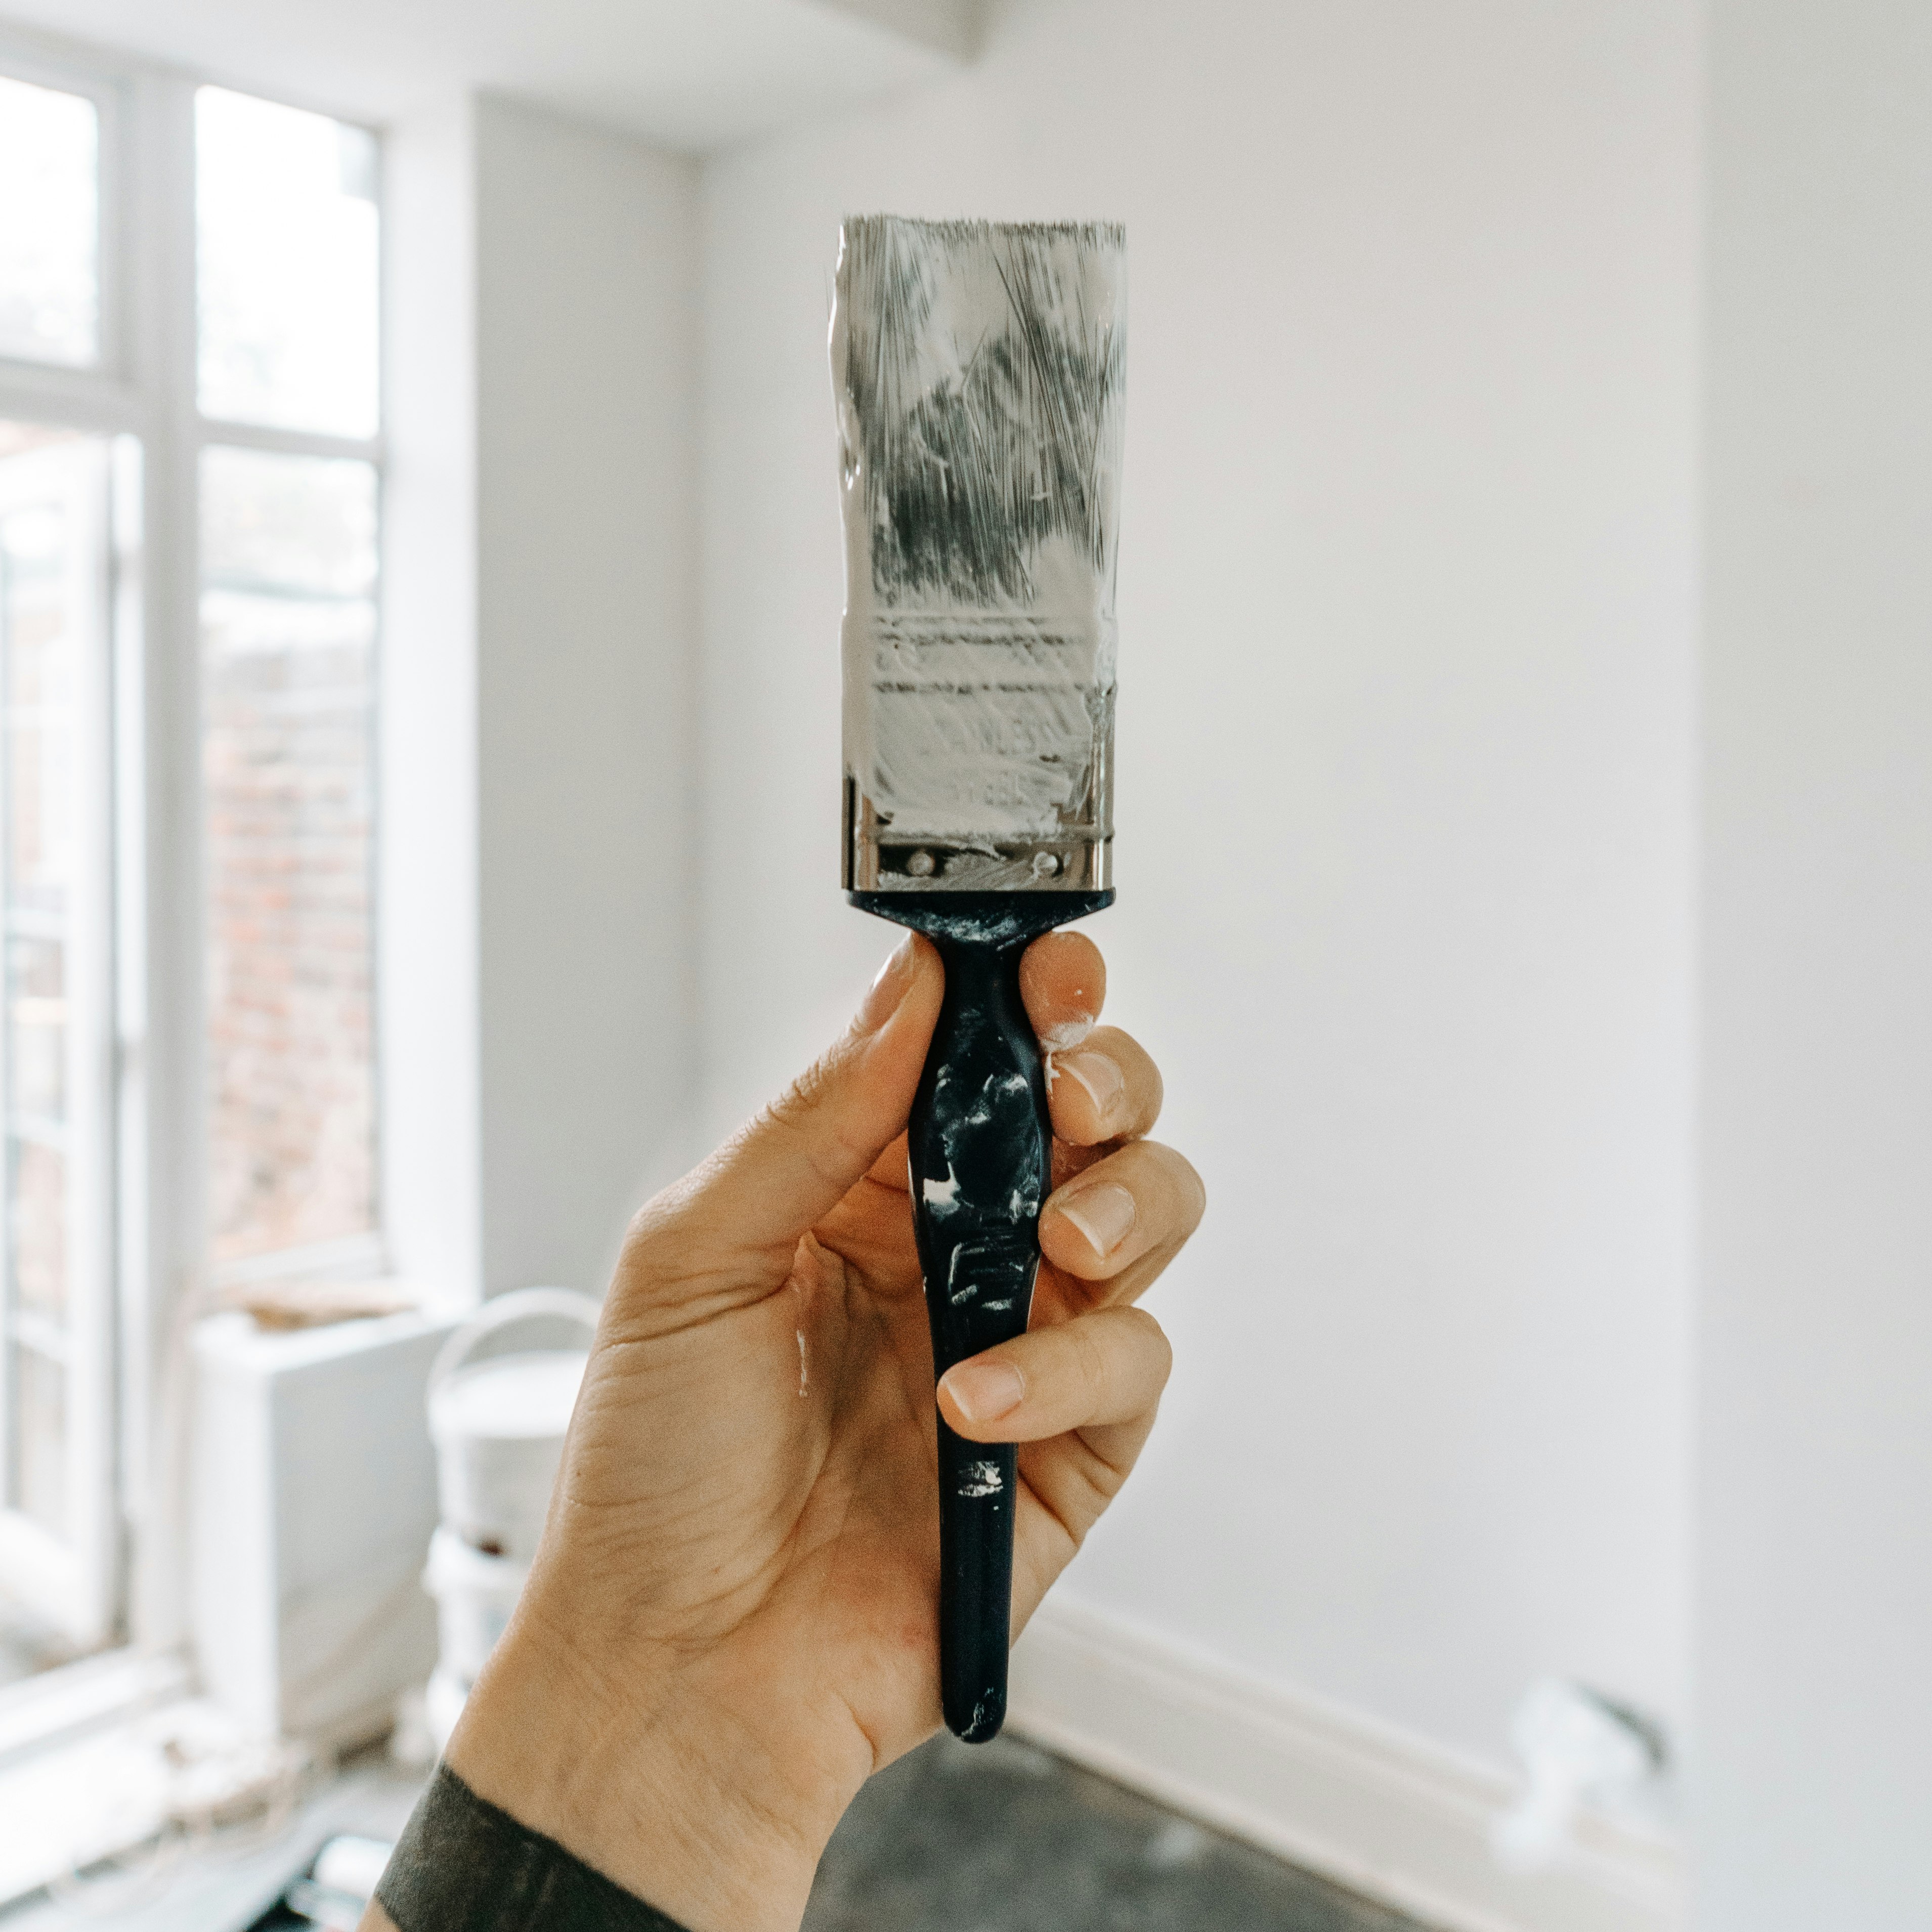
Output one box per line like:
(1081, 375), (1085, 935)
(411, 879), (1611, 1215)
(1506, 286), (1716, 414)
(0, 0), (976, 151)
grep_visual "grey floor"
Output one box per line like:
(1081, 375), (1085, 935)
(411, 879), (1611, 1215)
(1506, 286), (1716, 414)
(805, 1732), (1432, 1932)
(0, 1730), (1434, 1931)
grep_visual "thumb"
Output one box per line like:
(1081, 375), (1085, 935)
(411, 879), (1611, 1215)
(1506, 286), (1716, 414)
(674, 934), (941, 1268)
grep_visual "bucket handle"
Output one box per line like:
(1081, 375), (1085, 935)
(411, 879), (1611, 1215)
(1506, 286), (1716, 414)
(427, 1286), (604, 1398)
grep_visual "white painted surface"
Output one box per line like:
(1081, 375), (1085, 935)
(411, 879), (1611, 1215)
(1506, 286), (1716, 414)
(188, 1311), (455, 1746)
(700, 0), (1699, 1772)
(1010, 1595), (1684, 1932)
(817, 0), (977, 61)
(474, 97), (703, 1297)
(1697, 1), (1932, 1921)
(381, 97), (703, 1305)
(381, 92), (482, 1304)
(0, 0), (968, 149)
(833, 217), (1127, 854)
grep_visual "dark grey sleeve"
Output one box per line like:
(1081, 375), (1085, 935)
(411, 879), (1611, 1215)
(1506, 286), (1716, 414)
(376, 1763), (693, 1932)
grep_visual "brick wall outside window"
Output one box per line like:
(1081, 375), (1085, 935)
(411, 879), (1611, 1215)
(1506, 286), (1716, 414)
(204, 612), (374, 1266)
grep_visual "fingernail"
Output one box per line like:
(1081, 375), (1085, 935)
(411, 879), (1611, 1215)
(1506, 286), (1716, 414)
(1039, 1015), (1095, 1052)
(1056, 1049), (1126, 1129)
(942, 1358), (1026, 1424)
(1057, 1182), (1137, 1258)
(854, 938), (914, 1035)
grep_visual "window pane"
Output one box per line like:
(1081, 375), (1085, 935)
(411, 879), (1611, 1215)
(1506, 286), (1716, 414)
(9, 937), (65, 1126)
(0, 422), (110, 1620)
(202, 445), (376, 1265)
(0, 76), (99, 368)
(11, 1141), (66, 1318)
(196, 89), (379, 438)
(0, 426), (92, 1343)
(12, 1344), (65, 1535)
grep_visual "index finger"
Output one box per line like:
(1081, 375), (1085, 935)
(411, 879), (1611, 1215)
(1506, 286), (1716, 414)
(860, 933), (1111, 1189)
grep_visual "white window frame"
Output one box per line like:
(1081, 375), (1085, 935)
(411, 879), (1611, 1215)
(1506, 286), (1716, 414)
(0, 432), (121, 1646)
(0, 20), (387, 1746)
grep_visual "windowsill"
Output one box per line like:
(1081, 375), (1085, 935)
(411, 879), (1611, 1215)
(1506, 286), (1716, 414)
(0, 1653), (197, 1907)
(0, 1646), (190, 1769)
(0, 1725), (422, 1927)
(0, 1591), (93, 1698)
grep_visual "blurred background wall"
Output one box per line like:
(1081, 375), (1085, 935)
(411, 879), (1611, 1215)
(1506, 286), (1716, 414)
(472, 100), (701, 1297)
(1698, 0), (1932, 1920)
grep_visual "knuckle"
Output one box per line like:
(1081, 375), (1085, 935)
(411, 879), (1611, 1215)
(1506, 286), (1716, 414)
(766, 1049), (838, 1129)
(1090, 1025), (1163, 1127)
(1065, 1316), (1111, 1397)
(1132, 1307), (1175, 1386)
(1061, 1438), (1125, 1519)
(752, 1049), (872, 1186)
(1179, 1154), (1208, 1225)
(1141, 1141), (1206, 1228)
(618, 1178), (700, 1270)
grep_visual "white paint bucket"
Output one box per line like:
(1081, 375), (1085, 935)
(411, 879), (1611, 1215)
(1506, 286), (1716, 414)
(422, 1525), (527, 1686)
(425, 1287), (600, 1565)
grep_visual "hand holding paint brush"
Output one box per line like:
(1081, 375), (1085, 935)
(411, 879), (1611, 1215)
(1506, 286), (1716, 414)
(434, 935), (1203, 1932)
(372, 216), (1195, 1932)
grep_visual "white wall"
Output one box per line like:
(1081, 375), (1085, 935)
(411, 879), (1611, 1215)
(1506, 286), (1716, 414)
(1697, 1), (1932, 1920)
(698, 0), (1699, 1772)
(382, 92), (482, 1303)
(473, 97), (702, 1298)
(382, 95), (702, 1306)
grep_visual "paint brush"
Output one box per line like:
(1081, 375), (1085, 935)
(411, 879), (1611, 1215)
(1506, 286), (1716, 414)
(831, 215), (1126, 1742)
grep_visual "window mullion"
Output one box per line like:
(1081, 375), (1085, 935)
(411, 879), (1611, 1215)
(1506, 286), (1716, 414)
(195, 416), (384, 466)
(113, 67), (201, 1656)
(0, 367), (146, 438)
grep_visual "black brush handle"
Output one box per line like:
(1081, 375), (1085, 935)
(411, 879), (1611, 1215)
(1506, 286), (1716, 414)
(914, 926), (1045, 1744)
(849, 889), (1111, 1741)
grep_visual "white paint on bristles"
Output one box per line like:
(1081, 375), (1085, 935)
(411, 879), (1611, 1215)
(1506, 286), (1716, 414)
(832, 216), (1125, 854)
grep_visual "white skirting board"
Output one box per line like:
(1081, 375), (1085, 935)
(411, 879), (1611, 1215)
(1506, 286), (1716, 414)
(1005, 1597), (1685, 1932)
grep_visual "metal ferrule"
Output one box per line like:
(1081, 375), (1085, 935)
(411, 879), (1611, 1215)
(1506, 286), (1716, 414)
(842, 778), (1113, 893)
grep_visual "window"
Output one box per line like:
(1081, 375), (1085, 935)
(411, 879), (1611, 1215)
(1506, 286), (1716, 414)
(0, 422), (118, 1670)
(0, 43), (383, 1698)
(0, 76), (99, 368)
(196, 89), (380, 439)
(202, 446), (378, 1266)
(196, 89), (381, 1273)
(0, 60), (123, 1690)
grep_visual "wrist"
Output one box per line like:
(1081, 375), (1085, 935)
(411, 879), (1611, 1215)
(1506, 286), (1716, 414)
(446, 1610), (835, 1932)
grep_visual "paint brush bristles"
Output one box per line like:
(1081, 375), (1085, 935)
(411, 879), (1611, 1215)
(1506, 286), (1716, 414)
(833, 217), (1127, 893)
